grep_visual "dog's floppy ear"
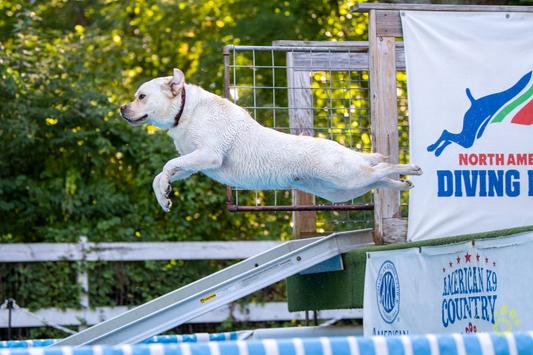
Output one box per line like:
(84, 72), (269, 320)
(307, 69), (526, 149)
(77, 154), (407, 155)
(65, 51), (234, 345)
(169, 68), (185, 97)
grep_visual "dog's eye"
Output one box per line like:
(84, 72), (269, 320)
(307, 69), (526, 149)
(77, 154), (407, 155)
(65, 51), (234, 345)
(139, 94), (146, 100)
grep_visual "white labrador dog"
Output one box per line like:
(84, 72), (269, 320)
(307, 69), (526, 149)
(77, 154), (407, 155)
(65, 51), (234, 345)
(120, 69), (422, 212)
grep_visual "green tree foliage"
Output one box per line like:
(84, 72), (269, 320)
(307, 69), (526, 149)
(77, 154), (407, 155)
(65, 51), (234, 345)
(1, 0), (530, 338)
(0, 1), (367, 329)
(0, 0), (366, 244)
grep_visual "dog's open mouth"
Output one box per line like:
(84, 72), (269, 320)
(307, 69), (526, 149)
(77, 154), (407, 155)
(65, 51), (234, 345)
(124, 114), (148, 124)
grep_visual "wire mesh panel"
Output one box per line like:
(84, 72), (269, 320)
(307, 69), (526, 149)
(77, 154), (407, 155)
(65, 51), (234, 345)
(223, 43), (375, 218)
(397, 70), (410, 218)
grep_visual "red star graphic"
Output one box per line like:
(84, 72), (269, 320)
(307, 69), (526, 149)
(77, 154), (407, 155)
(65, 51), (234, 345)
(493, 261), (496, 267)
(476, 254), (480, 262)
(449, 261), (453, 267)
(465, 253), (471, 263)
(485, 257), (489, 263)
(456, 256), (461, 264)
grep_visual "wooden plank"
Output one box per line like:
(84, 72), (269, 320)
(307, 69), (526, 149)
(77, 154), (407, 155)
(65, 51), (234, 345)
(353, 3), (533, 13)
(291, 191), (316, 238)
(291, 52), (368, 71)
(0, 306), (128, 328)
(0, 241), (281, 262)
(0, 243), (83, 262)
(287, 52), (316, 238)
(287, 59), (314, 136)
(273, 40), (369, 50)
(354, 5), (533, 37)
(223, 45), (231, 99)
(396, 46), (405, 70)
(227, 303), (363, 322)
(289, 47), (405, 71)
(368, 10), (403, 245)
(86, 241), (281, 261)
(0, 303), (363, 327)
(375, 10), (403, 37)
(383, 218), (408, 244)
(77, 237), (90, 319)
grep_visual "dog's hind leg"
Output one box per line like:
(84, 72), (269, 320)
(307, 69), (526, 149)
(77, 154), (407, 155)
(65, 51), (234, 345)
(434, 140), (452, 157)
(362, 152), (388, 166)
(427, 130), (450, 153)
(372, 162), (423, 178)
(430, 129), (476, 156)
(312, 178), (411, 202)
(427, 137), (443, 152)
(312, 177), (414, 203)
(373, 177), (413, 190)
(312, 162), (420, 200)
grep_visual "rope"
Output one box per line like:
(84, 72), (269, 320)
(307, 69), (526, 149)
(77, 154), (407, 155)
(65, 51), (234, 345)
(1, 299), (77, 335)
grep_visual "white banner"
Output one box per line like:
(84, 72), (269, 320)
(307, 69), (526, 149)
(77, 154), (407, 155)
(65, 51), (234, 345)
(363, 231), (533, 336)
(403, 11), (533, 241)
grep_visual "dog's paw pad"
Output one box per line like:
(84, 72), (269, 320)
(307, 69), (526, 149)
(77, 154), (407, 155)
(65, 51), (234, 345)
(165, 186), (172, 198)
(161, 199), (172, 212)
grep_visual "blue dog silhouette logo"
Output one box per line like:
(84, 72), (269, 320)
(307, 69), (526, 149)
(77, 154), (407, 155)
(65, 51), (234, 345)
(428, 71), (533, 157)
(376, 260), (400, 324)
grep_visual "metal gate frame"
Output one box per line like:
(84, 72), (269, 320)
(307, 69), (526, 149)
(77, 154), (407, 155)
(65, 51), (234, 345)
(223, 42), (376, 214)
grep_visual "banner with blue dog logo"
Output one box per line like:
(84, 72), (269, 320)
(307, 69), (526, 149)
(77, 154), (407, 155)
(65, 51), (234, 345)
(402, 11), (533, 241)
(364, 231), (533, 336)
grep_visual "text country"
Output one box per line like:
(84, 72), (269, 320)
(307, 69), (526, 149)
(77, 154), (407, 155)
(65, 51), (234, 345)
(442, 295), (497, 327)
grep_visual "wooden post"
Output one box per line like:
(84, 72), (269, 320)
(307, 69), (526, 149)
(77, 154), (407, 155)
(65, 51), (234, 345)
(287, 53), (316, 239)
(78, 236), (89, 330)
(368, 10), (403, 244)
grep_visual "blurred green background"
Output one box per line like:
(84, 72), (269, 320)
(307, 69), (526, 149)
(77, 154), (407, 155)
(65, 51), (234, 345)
(0, 0), (369, 338)
(1, 0), (362, 244)
(1, 0), (531, 339)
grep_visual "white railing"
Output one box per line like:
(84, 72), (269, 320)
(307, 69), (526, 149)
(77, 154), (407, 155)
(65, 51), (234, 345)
(0, 303), (363, 328)
(0, 238), (362, 329)
(0, 238), (281, 262)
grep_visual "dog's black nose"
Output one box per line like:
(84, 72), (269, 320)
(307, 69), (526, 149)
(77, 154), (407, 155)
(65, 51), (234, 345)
(120, 105), (126, 114)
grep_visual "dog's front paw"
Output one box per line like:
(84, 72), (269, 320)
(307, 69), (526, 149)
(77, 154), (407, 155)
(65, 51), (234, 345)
(153, 173), (172, 212)
(158, 171), (173, 197)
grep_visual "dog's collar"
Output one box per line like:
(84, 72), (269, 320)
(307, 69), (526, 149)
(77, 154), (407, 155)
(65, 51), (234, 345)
(173, 85), (186, 128)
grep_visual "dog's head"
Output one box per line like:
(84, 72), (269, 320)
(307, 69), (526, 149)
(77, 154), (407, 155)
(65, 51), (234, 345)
(120, 68), (185, 128)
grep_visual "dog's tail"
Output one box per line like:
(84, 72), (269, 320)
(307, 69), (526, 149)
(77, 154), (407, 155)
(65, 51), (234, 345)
(364, 152), (388, 166)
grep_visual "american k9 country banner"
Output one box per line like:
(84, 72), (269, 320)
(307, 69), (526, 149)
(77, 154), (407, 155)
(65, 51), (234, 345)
(363, 231), (533, 336)
(403, 11), (533, 241)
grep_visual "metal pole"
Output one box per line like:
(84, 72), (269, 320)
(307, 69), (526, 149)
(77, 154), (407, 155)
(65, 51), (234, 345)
(7, 298), (14, 339)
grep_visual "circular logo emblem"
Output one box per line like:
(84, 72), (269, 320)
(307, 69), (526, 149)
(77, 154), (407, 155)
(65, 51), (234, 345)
(376, 260), (400, 324)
